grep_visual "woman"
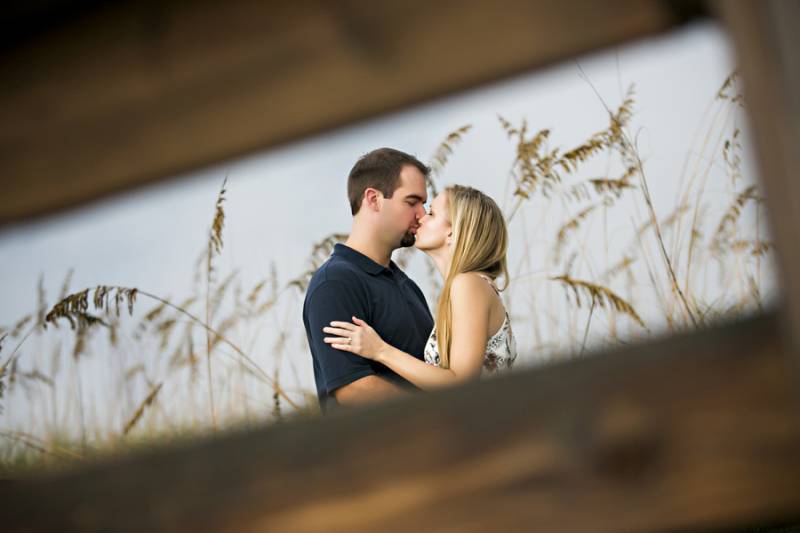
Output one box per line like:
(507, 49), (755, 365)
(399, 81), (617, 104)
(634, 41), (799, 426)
(322, 184), (517, 390)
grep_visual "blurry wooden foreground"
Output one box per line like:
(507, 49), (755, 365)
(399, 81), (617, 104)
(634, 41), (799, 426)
(2, 0), (800, 531)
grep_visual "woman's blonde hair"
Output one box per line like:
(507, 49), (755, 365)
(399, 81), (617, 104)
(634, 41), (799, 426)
(436, 185), (509, 369)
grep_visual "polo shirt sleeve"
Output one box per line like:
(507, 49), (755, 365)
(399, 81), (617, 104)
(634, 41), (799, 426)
(305, 280), (375, 395)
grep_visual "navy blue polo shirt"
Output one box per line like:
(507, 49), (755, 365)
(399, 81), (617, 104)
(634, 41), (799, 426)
(302, 243), (433, 412)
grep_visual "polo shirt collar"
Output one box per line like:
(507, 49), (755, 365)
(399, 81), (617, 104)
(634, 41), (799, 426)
(333, 243), (397, 276)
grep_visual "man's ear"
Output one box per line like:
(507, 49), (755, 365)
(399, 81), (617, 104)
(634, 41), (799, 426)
(363, 188), (382, 212)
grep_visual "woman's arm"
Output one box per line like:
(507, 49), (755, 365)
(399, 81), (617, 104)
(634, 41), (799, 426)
(322, 273), (494, 390)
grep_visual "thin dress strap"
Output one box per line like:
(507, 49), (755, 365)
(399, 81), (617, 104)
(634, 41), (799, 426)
(422, 272), (517, 371)
(475, 273), (501, 295)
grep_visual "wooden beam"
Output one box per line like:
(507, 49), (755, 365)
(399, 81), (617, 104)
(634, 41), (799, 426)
(0, 0), (700, 228)
(2, 311), (799, 532)
(714, 1), (800, 352)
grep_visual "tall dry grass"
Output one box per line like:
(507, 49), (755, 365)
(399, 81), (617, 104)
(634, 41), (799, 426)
(0, 70), (773, 473)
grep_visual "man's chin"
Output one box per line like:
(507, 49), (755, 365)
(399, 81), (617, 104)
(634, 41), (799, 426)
(399, 232), (416, 248)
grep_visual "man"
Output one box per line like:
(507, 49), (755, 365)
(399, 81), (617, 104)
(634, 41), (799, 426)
(302, 148), (434, 412)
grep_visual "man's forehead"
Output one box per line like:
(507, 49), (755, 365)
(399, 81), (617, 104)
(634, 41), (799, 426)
(397, 166), (428, 201)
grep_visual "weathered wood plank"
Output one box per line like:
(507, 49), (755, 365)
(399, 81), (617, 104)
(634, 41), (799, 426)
(715, 1), (800, 354)
(1, 311), (799, 532)
(0, 0), (698, 227)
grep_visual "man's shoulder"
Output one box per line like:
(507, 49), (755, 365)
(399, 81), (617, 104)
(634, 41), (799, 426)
(393, 264), (425, 291)
(306, 256), (364, 297)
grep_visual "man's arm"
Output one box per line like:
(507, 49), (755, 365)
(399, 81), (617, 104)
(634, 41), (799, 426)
(306, 279), (403, 409)
(332, 374), (409, 406)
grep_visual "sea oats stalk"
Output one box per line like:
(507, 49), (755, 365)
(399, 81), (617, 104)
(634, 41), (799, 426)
(583, 75), (698, 328)
(123, 382), (163, 436)
(427, 124), (472, 196)
(205, 176), (228, 431)
(551, 274), (646, 329)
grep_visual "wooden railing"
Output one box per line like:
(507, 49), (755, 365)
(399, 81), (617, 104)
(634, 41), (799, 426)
(1, 0), (699, 226)
(3, 312), (800, 531)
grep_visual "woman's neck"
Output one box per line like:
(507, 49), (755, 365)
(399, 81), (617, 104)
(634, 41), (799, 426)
(426, 248), (452, 279)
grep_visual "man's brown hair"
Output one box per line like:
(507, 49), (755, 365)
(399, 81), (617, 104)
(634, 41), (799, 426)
(347, 148), (430, 215)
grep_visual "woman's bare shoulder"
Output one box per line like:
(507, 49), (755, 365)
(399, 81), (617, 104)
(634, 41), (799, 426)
(450, 272), (496, 301)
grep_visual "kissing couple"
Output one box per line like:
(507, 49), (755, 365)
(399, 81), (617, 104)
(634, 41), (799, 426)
(302, 147), (517, 412)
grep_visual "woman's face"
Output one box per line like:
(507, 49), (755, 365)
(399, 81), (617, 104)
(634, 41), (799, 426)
(414, 191), (452, 252)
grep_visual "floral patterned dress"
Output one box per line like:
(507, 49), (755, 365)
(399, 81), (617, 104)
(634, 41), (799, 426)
(423, 274), (517, 375)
